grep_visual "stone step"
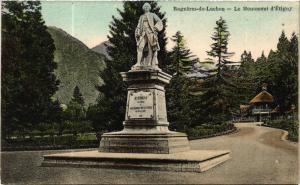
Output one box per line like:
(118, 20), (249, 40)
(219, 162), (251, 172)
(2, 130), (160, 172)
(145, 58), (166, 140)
(42, 150), (230, 173)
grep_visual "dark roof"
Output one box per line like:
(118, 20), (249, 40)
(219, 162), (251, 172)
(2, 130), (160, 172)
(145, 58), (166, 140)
(250, 90), (274, 104)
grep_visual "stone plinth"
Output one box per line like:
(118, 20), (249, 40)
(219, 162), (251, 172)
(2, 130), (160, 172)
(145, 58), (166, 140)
(42, 150), (230, 173)
(121, 69), (172, 129)
(42, 67), (231, 173)
(99, 132), (189, 154)
(99, 69), (190, 154)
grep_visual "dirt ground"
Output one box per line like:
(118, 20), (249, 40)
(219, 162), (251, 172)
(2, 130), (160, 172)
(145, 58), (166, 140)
(1, 123), (298, 184)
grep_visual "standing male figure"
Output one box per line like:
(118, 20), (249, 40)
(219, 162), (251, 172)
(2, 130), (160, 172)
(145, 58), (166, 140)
(134, 3), (163, 68)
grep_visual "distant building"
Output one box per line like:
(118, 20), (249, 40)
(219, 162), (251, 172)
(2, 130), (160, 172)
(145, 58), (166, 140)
(249, 87), (274, 121)
(238, 84), (276, 122)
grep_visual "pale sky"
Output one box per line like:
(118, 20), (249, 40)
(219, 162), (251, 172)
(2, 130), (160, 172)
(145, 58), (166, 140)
(41, 1), (299, 62)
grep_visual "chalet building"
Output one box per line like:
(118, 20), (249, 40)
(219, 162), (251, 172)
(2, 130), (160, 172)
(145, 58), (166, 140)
(238, 84), (276, 122)
(249, 87), (274, 121)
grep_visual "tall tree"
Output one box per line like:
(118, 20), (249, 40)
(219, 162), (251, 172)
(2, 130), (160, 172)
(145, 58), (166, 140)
(252, 51), (270, 94)
(200, 17), (238, 123)
(71, 85), (85, 106)
(166, 75), (192, 130)
(288, 32), (298, 111)
(268, 31), (298, 112)
(253, 31), (298, 112)
(256, 51), (267, 63)
(167, 31), (196, 75)
(1, 1), (59, 139)
(206, 17), (235, 79)
(277, 31), (290, 53)
(92, 2), (168, 132)
(284, 32), (298, 110)
(166, 31), (196, 130)
(238, 50), (257, 103)
(65, 86), (85, 121)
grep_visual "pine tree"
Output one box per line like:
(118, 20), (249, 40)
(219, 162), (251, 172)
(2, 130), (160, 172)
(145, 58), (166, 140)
(165, 31), (198, 130)
(93, 2), (168, 132)
(289, 32), (298, 57)
(253, 51), (270, 93)
(277, 31), (290, 53)
(256, 51), (267, 63)
(66, 86), (86, 121)
(86, 96), (111, 132)
(71, 86), (85, 106)
(254, 31), (298, 112)
(206, 17), (234, 79)
(1, 1), (59, 139)
(168, 31), (196, 76)
(239, 50), (255, 77)
(200, 17), (237, 123)
(269, 31), (298, 112)
(166, 75), (190, 130)
(241, 50), (254, 64)
(238, 50), (257, 103)
(288, 33), (298, 111)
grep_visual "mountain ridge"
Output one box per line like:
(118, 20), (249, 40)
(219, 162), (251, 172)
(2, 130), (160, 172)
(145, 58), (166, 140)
(91, 40), (111, 59)
(47, 26), (106, 106)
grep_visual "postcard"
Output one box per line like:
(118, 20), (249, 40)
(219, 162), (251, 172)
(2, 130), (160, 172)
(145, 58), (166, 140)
(1, 1), (299, 184)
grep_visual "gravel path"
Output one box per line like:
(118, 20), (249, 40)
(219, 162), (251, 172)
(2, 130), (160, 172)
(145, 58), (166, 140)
(1, 123), (298, 184)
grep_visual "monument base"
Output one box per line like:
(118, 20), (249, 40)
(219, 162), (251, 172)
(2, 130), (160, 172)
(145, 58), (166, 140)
(42, 150), (230, 173)
(99, 131), (190, 154)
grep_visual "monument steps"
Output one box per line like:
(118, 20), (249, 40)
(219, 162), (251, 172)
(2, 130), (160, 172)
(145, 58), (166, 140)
(42, 150), (230, 173)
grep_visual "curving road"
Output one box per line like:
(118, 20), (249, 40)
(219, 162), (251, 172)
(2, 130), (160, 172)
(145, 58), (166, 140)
(1, 123), (298, 184)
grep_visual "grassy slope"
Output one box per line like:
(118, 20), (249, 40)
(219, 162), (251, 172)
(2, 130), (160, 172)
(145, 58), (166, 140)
(47, 26), (106, 106)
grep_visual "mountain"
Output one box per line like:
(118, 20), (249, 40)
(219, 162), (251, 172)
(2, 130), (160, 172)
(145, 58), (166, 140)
(91, 41), (111, 59)
(47, 26), (106, 106)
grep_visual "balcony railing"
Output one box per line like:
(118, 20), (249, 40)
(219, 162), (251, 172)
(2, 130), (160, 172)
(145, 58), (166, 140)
(252, 108), (272, 114)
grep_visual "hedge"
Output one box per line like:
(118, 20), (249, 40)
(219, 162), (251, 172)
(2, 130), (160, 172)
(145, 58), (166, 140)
(264, 119), (298, 142)
(186, 122), (235, 140)
(2, 133), (99, 151)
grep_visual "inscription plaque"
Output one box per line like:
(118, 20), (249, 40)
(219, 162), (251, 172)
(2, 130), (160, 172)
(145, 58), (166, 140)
(128, 91), (153, 119)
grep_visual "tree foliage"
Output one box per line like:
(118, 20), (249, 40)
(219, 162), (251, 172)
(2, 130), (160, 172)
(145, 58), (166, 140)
(199, 17), (238, 123)
(71, 86), (85, 106)
(166, 32), (197, 130)
(1, 1), (60, 139)
(90, 2), (168, 132)
(255, 31), (298, 112)
(166, 75), (192, 130)
(65, 86), (86, 121)
(237, 50), (257, 103)
(168, 31), (196, 75)
(206, 17), (235, 77)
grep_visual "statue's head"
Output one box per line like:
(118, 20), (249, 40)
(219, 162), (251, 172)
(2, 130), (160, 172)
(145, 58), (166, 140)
(142, 3), (151, 12)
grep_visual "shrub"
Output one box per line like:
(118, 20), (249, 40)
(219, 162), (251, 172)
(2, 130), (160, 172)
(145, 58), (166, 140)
(265, 119), (298, 142)
(186, 122), (235, 139)
(62, 120), (93, 136)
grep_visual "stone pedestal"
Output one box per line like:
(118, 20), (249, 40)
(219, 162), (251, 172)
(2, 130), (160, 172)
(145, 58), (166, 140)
(42, 67), (231, 173)
(99, 68), (190, 154)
